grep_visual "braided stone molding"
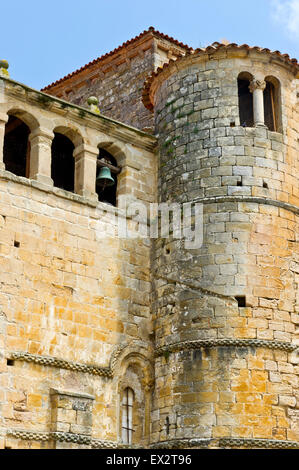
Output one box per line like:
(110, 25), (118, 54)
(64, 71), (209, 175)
(151, 438), (212, 449)
(219, 438), (299, 449)
(151, 438), (299, 449)
(7, 430), (50, 442)
(9, 343), (127, 378)
(156, 339), (298, 357)
(7, 429), (118, 448)
(192, 195), (299, 216)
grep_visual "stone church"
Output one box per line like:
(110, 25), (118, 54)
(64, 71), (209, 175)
(0, 27), (298, 449)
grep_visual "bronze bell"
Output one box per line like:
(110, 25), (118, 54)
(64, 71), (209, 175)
(96, 166), (115, 188)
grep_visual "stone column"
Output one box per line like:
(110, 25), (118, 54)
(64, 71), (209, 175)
(0, 113), (8, 171)
(73, 143), (98, 201)
(249, 79), (266, 127)
(29, 128), (54, 186)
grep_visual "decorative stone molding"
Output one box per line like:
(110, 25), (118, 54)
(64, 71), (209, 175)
(151, 438), (212, 449)
(9, 343), (127, 378)
(192, 195), (299, 216)
(6, 429), (118, 448)
(156, 339), (298, 357)
(219, 438), (299, 449)
(151, 437), (299, 449)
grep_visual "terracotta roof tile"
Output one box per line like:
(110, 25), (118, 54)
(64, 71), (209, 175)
(142, 42), (299, 111)
(42, 27), (192, 91)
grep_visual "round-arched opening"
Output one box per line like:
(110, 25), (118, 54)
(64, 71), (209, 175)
(237, 72), (254, 128)
(264, 76), (282, 132)
(51, 132), (75, 192)
(96, 148), (118, 206)
(3, 115), (30, 177)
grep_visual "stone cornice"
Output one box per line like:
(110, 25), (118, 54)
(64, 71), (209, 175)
(6, 429), (118, 448)
(1, 77), (157, 153)
(219, 438), (299, 449)
(193, 195), (299, 215)
(9, 344), (127, 378)
(155, 339), (298, 357)
(10, 430), (298, 449)
(151, 437), (299, 449)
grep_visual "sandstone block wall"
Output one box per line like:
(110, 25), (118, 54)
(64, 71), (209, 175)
(0, 77), (156, 449)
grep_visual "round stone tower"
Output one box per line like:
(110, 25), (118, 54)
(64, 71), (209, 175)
(143, 43), (299, 449)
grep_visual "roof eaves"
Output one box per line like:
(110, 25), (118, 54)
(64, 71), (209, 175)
(41, 27), (192, 91)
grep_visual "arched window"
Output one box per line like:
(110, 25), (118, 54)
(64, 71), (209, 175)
(51, 132), (75, 192)
(237, 72), (254, 127)
(3, 115), (30, 177)
(96, 148), (119, 206)
(121, 387), (134, 445)
(264, 76), (281, 132)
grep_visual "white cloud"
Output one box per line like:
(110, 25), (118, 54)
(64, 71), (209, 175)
(271, 0), (299, 39)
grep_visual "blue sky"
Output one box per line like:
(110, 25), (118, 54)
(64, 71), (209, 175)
(2, 0), (299, 90)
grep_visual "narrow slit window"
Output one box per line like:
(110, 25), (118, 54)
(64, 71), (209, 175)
(238, 73), (254, 128)
(121, 387), (134, 445)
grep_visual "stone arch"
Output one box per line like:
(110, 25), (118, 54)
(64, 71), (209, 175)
(264, 75), (282, 132)
(96, 139), (127, 168)
(52, 125), (84, 148)
(96, 140), (127, 207)
(51, 125), (83, 193)
(237, 72), (254, 127)
(3, 108), (40, 177)
(6, 107), (40, 131)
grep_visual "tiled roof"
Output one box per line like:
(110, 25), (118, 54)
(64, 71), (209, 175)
(142, 41), (299, 111)
(42, 27), (192, 91)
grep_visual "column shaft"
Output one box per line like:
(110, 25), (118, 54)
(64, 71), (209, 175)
(73, 144), (98, 201)
(249, 80), (266, 127)
(0, 113), (8, 171)
(29, 128), (54, 186)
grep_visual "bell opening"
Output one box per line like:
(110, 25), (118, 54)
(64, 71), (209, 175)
(96, 149), (118, 206)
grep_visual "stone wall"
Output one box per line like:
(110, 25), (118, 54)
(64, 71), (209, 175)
(44, 34), (187, 132)
(0, 77), (156, 449)
(150, 51), (299, 447)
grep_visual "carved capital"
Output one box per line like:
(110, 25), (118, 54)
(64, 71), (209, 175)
(142, 371), (154, 392)
(249, 79), (266, 93)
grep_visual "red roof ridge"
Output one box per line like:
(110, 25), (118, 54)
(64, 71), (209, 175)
(42, 27), (192, 91)
(142, 41), (299, 111)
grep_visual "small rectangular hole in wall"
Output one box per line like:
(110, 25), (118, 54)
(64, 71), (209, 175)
(230, 122), (235, 127)
(14, 241), (20, 248)
(263, 181), (269, 189)
(235, 296), (246, 307)
(7, 359), (14, 366)
(237, 180), (243, 186)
